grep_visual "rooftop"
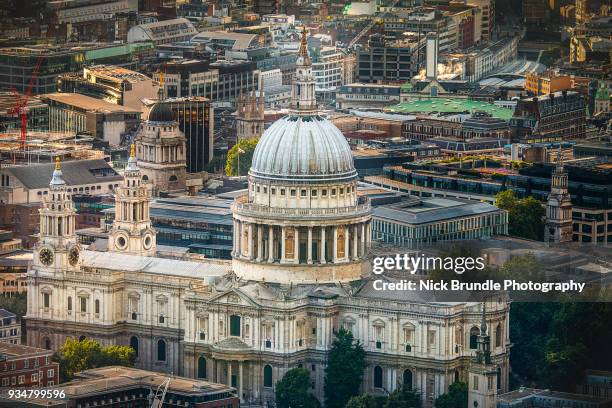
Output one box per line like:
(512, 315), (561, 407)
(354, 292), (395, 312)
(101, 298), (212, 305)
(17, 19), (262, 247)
(41, 92), (140, 113)
(3, 159), (122, 190)
(373, 197), (504, 225)
(0, 342), (53, 359)
(385, 99), (514, 120)
(85, 65), (154, 84)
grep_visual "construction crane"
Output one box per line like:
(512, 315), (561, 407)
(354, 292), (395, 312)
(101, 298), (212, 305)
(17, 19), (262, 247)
(7, 56), (44, 160)
(347, 0), (402, 49)
(149, 378), (171, 408)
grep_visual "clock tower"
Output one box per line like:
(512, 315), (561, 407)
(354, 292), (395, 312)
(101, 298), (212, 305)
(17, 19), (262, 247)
(108, 144), (157, 256)
(35, 157), (81, 270)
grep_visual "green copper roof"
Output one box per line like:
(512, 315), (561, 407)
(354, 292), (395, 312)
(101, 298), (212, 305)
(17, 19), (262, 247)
(385, 99), (515, 121)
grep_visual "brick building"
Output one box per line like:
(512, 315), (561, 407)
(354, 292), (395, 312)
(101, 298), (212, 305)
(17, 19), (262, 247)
(0, 343), (59, 387)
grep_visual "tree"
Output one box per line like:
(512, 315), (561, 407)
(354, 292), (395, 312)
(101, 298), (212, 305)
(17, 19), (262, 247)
(225, 138), (259, 176)
(57, 338), (135, 382)
(495, 190), (545, 241)
(434, 382), (467, 408)
(384, 386), (421, 408)
(276, 368), (320, 408)
(345, 394), (387, 408)
(324, 328), (367, 408)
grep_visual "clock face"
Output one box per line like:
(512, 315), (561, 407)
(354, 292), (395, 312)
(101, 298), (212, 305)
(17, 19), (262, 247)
(39, 248), (54, 266)
(68, 246), (80, 266)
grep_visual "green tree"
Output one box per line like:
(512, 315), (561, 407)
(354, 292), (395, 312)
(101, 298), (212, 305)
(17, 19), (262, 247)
(324, 328), (367, 408)
(345, 394), (387, 408)
(57, 338), (135, 382)
(0, 292), (27, 317)
(495, 190), (545, 241)
(434, 382), (467, 408)
(225, 138), (259, 176)
(276, 368), (320, 408)
(384, 386), (421, 408)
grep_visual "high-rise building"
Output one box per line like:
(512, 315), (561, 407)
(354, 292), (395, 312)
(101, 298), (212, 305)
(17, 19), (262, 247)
(165, 97), (214, 173)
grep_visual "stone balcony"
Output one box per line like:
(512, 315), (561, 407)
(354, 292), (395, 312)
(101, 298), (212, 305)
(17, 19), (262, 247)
(232, 193), (371, 220)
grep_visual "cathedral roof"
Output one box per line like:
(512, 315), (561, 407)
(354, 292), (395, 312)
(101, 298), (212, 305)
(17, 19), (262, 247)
(147, 102), (175, 122)
(249, 115), (357, 182)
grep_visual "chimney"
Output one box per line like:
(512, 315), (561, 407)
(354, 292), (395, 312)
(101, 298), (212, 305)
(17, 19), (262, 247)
(426, 32), (439, 81)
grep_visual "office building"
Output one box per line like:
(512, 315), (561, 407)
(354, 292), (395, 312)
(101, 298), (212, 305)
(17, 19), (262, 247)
(357, 38), (419, 84)
(0, 366), (239, 407)
(41, 93), (140, 145)
(0, 343), (58, 387)
(336, 84), (401, 110)
(510, 91), (587, 142)
(0, 309), (20, 344)
(372, 196), (508, 248)
(46, 0), (138, 24)
(0, 42), (155, 95)
(127, 18), (197, 45)
(525, 72), (573, 95)
(496, 387), (610, 408)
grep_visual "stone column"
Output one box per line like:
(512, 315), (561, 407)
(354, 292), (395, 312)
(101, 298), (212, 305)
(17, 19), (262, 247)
(307, 227), (313, 264)
(353, 225), (359, 260)
(360, 223), (365, 257)
(268, 226), (274, 263)
(228, 361), (233, 387)
(248, 223), (255, 260)
(332, 226), (338, 263)
(257, 225), (263, 261)
(345, 226), (350, 261)
(281, 227), (286, 263)
(294, 227), (300, 264)
(239, 361), (244, 402)
(320, 227), (326, 264)
(236, 221), (241, 257)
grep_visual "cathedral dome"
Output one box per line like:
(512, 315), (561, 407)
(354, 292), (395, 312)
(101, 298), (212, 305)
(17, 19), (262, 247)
(249, 114), (357, 182)
(147, 102), (174, 122)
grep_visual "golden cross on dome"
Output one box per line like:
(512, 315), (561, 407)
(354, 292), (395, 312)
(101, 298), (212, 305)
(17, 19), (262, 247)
(55, 156), (61, 170)
(130, 143), (135, 158)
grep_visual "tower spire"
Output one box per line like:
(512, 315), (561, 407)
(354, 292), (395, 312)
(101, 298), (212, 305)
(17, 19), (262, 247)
(299, 26), (308, 58)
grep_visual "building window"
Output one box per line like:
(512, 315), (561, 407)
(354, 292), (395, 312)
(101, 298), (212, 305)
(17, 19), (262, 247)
(130, 336), (139, 357)
(47, 369), (54, 378)
(280, 188), (285, 196)
(43, 293), (50, 309)
(230, 315), (241, 336)
(157, 339), (166, 361)
(473, 375), (478, 390)
(159, 315), (165, 324)
(495, 324), (502, 348)
(403, 369), (413, 389)
(263, 364), (273, 387)
(94, 299), (100, 315)
(322, 189), (327, 196)
(374, 366), (383, 388)
(31, 373), (38, 382)
(80, 297), (87, 313)
(301, 189), (307, 197)
(197, 356), (207, 379)
(470, 327), (479, 349)
(67, 297), (72, 311)
(290, 189), (296, 197)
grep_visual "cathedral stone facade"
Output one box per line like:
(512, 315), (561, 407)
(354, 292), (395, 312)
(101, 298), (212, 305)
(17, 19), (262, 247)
(26, 31), (510, 408)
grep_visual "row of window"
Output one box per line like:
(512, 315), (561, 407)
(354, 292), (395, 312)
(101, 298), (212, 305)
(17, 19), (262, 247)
(0, 370), (54, 386)
(253, 184), (355, 198)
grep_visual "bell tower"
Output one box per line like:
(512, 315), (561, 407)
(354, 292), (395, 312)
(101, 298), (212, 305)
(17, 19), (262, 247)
(108, 144), (157, 256)
(468, 302), (498, 408)
(291, 26), (317, 114)
(35, 157), (81, 270)
(236, 91), (264, 141)
(544, 150), (573, 244)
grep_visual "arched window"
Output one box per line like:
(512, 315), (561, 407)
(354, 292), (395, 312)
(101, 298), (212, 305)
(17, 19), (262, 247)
(403, 369), (413, 389)
(470, 327), (480, 349)
(43, 338), (51, 350)
(263, 364), (273, 387)
(496, 367), (502, 390)
(157, 339), (166, 361)
(130, 336), (139, 357)
(374, 366), (383, 388)
(230, 315), (241, 337)
(197, 356), (207, 379)
(169, 175), (178, 182)
(495, 324), (502, 348)
(142, 175), (149, 181)
(67, 297), (72, 311)
(95, 299), (100, 315)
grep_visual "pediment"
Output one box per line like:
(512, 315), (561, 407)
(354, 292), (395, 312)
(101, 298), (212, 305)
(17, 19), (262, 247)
(209, 288), (260, 308)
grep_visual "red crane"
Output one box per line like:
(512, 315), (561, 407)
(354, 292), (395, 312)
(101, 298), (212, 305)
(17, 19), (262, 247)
(7, 56), (44, 158)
